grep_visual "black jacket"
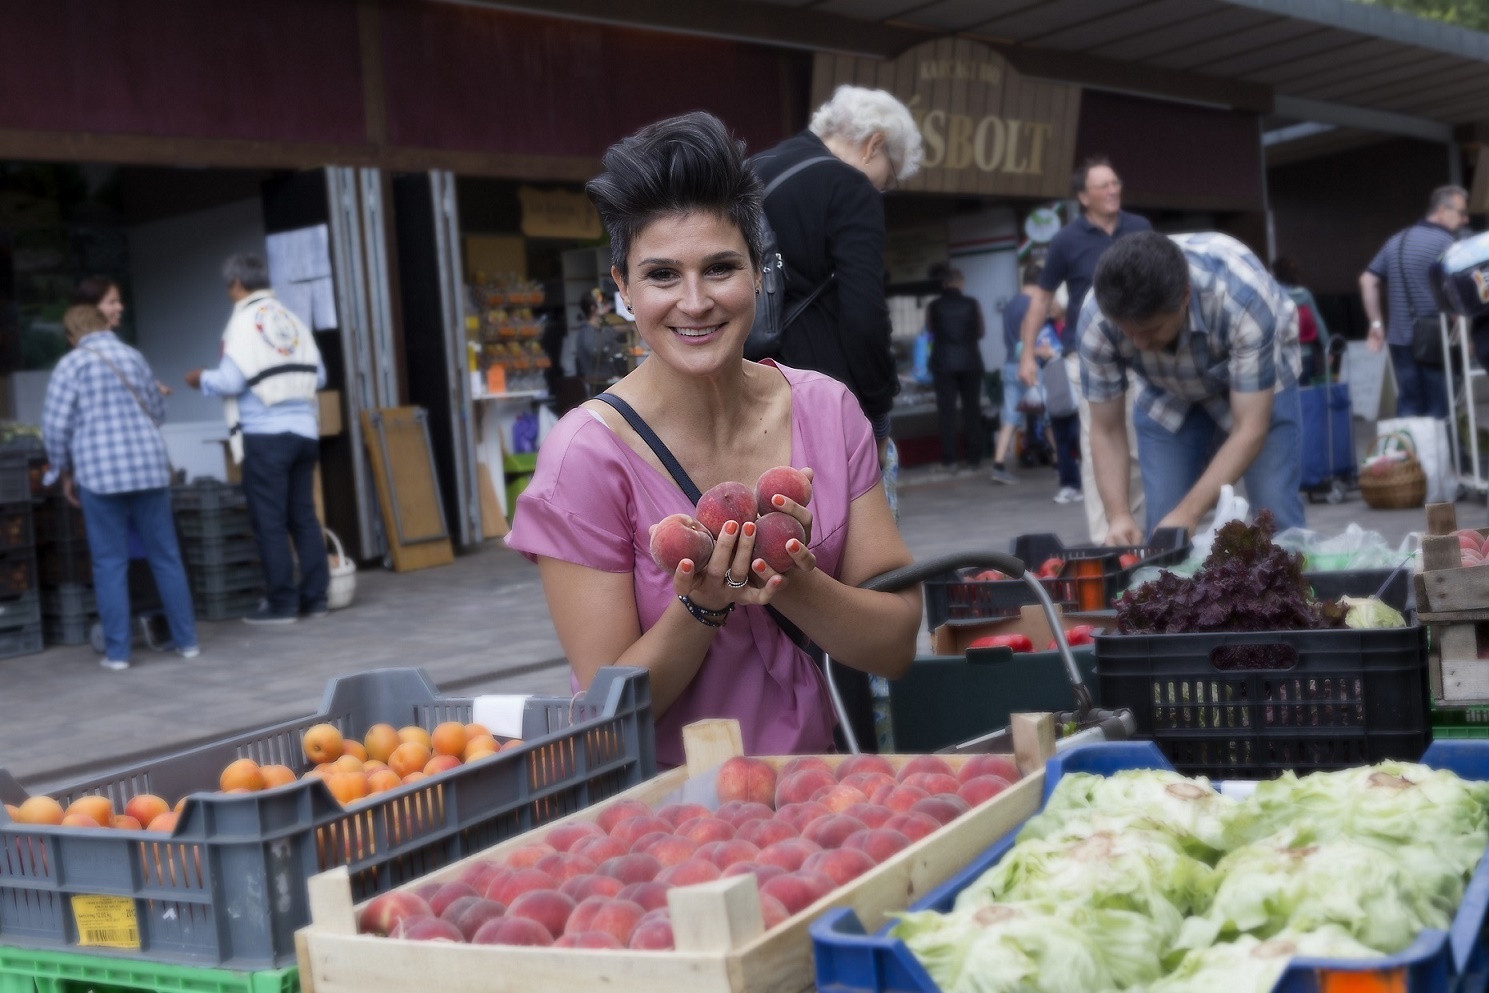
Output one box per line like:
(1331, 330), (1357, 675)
(926, 288), (985, 375)
(752, 131), (899, 426)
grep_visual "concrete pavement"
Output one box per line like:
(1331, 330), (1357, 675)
(0, 458), (1453, 792)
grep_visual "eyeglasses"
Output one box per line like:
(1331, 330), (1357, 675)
(882, 168), (899, 194)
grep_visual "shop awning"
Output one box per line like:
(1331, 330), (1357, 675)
(472, 0), (1488, 130)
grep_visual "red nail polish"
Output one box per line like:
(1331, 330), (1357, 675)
(774, 495), (786, 508)
(742, 522), (755, 537)
(787, 540), (800, 553)
(724, 520), (738, 535)
(680, 561), (692, 574)
(754, 561), (766, 572)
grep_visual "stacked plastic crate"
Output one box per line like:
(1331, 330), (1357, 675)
(0, 440), (43, 657)
(173, 479), (264, 620)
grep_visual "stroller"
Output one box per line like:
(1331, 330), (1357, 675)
(1299, 333), (1354, 505)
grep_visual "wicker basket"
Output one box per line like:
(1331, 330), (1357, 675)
(1359, 431), (1427, 509)
(325, 528), (357, 610)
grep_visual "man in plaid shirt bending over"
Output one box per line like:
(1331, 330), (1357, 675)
(1079, 231), (1302, 544)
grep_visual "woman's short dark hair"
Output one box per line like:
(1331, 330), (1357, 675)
(586, 112), (763, 281)
(1092, 231), (1190, 321)
(73, 275), (119, 307)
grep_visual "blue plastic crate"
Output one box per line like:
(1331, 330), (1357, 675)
(811, 740), (1489, 993)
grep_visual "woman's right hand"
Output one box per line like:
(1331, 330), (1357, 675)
(673, 518), (782, 610)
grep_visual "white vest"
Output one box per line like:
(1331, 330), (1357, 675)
(220, 290), (321, 461)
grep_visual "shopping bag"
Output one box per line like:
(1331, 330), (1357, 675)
(1374, 416), (1456, 503)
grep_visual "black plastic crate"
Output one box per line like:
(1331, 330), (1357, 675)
(0, 440), (43, 505)
(1012, 528), (1191, 612)
(41, 583), (95, 618)
(181, 534), (259, 568)
(41, 613), (91, 646)
(0, 622), (43, 659)
(0, 503), (32, 553)
(175, 509), (254, 542)
(171, 479), (248, 514)
(189, 560), (264, 598)
(0, 590), (41, 632)
(1305, 568), (1412, 614)
(1095, 624), (1430, 779)
(195, 588), (262, 621)
(32, 498), (84, 545)
(0, 551), (37, 598)
(36, 539), (88, 587)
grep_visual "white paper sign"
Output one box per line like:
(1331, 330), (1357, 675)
(472, 694), (532, 740)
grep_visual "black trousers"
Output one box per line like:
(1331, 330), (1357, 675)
(241, 432), (329, 615)
(933, 368), (985, 466)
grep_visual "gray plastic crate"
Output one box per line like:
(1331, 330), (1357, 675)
(0, 444), (41, 505)
(170, 480), (247, 514)
(0, 623), (42, 659)
(41, 614), (91, 646)
(0, 666), (654, 969)
(195, 588), (263, 621)
(175, 510), (254, 542)
(182, 535), (259, 568)
(41, 584), (95, 618)
(188, 561), (264, 598)
(0, 591), (41, 631)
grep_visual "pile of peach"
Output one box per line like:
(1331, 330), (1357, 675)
(1, 721), (524, 834)
(356, 752), (1020, 952)
(649, 466), (810, 574)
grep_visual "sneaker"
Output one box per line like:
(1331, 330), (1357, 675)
(243, 604), (298, 626)
(177, 644), (201, 659)
(100, 657), (130, 671)
(988, 466), (1018, 485)
(1053, 486), (1080, 504)
(302, 604), (329, 620)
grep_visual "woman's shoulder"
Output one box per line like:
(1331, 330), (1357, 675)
(767, 361), (857, 402)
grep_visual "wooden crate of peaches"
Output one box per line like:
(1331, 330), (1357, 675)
(297, 719), (1043, 993)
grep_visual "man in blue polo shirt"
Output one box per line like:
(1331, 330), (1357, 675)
(1359, 185), (1468, 419)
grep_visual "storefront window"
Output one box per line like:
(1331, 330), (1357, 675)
(0, 162), (133, 373)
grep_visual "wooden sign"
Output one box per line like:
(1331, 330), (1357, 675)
(518, 185), (602, 240)
(812, 38), (1081, 199)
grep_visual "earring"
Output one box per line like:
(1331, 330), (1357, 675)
(755, 285), (761, 295)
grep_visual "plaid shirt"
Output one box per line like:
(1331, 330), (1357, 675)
(1078, 232), (1299, 433)
(42, 331), (171, 494)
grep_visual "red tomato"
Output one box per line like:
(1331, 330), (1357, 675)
(970, 569), (1006, 582)
(1118, 553), (1142, 569)
(967, 634), (1035, 653)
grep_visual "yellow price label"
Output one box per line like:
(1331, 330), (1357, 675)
(71, 894), (140, 949)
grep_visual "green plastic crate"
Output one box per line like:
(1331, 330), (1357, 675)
(0, 946), (296, 993)
(1432, 705), (1489, 739)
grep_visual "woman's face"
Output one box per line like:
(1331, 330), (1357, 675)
(617, 212), (756, 375)
(97, 286), (123, 329)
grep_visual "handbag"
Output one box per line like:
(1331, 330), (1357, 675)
(743, 155), (837, 361)
(1394, 231), (1445, 368)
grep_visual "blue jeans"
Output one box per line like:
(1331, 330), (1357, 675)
(241, 433), (328, 615)
(1134, 385), (1305, 537)
(1050, 413), (1081, 490)
(1389, 343), (1447, 419)
(79, 486), (197, 661)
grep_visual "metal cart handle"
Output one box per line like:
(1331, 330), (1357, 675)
(826, 550), (1094, 755)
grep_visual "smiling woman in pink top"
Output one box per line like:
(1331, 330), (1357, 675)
(506, 112), (920, 767)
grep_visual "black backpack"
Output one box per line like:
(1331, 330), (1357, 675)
(743, 155), (837, 361)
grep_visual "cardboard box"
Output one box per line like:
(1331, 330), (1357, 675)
(318, 390), (343, 437)
(931, 603), (1111, 656)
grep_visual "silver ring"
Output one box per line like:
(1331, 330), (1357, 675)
(724, 569), (749, 589)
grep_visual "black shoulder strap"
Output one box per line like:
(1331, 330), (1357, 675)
(592, 392), (812, 651)
(593, 393), (701, 502)
(1394, 227), (1425, 321)
(759, 155), (837, 201)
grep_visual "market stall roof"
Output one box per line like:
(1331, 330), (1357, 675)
(472, 0), (1489, 132)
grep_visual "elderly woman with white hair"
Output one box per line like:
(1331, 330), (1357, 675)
(750, 84), (922, 749)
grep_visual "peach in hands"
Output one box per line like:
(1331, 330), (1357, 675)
(755, 466), (811, 512)
(753, 512), (805, 573)
(695, 481), (757, 538)
(648, 514), (714, 573)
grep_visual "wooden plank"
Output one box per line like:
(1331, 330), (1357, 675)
(476, 463), (508, 539)
(1427, 502), (1459, 536)
(1419, 563), (1489, 614)
(1422, 610), (1489, 623)
(682, 720), (745, 777)
(670, 875), (764, 953)
(361, 408), (454, 572)
(1431, 646), (1445, 702)
(1422, 535), (1462, 573)
(299, 743), (1045, 993)
(1011, 713), (1056, 776)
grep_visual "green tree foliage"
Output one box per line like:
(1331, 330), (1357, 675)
(1353, 0), (1489, 33)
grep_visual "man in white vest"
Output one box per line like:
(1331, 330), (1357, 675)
(186, 254), (328, 624)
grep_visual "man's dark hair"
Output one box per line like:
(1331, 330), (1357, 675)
(585, 112), (763, 281)
(222, 254), (271, 292)
(1021, 261), (1043, 286)
(73, 275), (119, 307)
(1428, 185), (1469, 214)
(1071, 155), (1113, 196)
(1092, 231), (1189, 321)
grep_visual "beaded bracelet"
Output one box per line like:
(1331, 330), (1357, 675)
(678, 594), (732, 628)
